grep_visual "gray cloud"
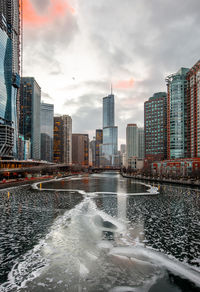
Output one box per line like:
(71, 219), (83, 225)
(24, 0), (200, 142)
(30, 0), (50, 12)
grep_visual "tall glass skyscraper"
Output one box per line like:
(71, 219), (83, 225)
(40, 103), (54, 162)
(101, 93), (118, 166)
(0, 1), (20, 159)
(166, 68), (189, 159)
(20, 77), (41, 160)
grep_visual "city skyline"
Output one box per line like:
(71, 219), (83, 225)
(23, 0), (200, 144)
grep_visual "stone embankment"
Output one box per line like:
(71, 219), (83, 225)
(121, 172), (200, 188)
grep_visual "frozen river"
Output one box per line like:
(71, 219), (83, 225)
(0, 172), (200, 291)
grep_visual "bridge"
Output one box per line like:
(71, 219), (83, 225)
(0, 160), (121, 180)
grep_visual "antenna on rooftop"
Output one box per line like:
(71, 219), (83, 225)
(111, 83), (113, 95)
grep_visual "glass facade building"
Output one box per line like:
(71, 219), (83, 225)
(103, 94), (114, 127)
(0, 1), (20, 159)
(144, 92), (167, 162)
(95, 129), (103, 167)
(101, 94), (118, 166)
(20, 77), (41, 160)
(53, 115), (72, 164)
(40, 103), (54, 162)
(138, 127), (144, 159)
(166, 68), (189, 159)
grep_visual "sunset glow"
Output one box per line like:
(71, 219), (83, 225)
(23, 0), (75, 26)
(114, 78), (134, 89)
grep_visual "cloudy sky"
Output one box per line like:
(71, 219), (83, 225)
(23, 0), (200, 145)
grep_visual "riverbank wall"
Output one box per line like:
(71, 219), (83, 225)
(121, 172), (200, 188)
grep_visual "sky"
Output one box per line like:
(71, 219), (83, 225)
(23, 0), (200, 146)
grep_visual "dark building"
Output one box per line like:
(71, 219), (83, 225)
(72, 134), (89, 166)
(186, 60), (200, 158)
(95, 129), (103, 167)
(53, 115), (72, 164)
(40, 103), (54, 162)
(90, 138), (96, 166)
(0, 1), (20, 159)
(20, 77), (41, 160)
(144, 92), (167, 163)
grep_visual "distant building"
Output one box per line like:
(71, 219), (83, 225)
(101, 93), (118, 166)
(0, 1), (20, 159)
(95, 129), (103, 167)
(90, 138), (96, 166)
(186, 60), (200, 158)
(126, 124), (138, 161)
(128, 157), (144, 170)
(53, 115), (72, 164)
(120, 144), (126, 154)
(144, 92), (167, 162)
(152, 158), (200, 177)
(20, 77), (41, 160)
(40, 103), (54, 162)
(72, 134), (89, 166)
(166, 68), (189, 159)
(138, 128), (144, 159)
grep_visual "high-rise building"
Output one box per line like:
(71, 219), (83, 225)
(89, 138), (96, 166)
(0, 1), (20, 159)
(95, 129), (103, 167)
(120, 144), (126, 154)
(186, 60), (200, 158)
(53, 115), (72, 164)
(101, 93), (118, 166)
(144, 92), (167, 162)
(126, 124), (138, 161)
(72, 134), (89, 166)
(40, 103), (54, 162)
(20, 77), (41, 160)
(166, 68), (189, 159)
(138, 127), (144, 159)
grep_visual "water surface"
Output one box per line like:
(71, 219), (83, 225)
(0, 172), (199, 291)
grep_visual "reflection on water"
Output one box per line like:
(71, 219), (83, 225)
(0, 173), (200, 292)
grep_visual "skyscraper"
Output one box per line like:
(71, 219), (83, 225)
(89, 138), (96, 166)
(53, 115), (72, 164)
(166, 68), (189, 159)
(120, 144), (126, 154)
(126, 124), (138, 161)
(186, 60), (200, 158)
(0, 1), (20, 159)
(20, 77), (41, 160)
(72, 134), (89, 166)
(95, 129), (103, 167)
(138, 127), (144, 159)
(101, 93), (118, 166)
(40, 103), (54, 162)
(144, 92), (167, 162)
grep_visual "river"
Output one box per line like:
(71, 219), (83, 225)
(0, 172), (200, 292)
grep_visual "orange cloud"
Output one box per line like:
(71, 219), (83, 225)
(114, 78), (134, 89)
(23, 0), (75, 26)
